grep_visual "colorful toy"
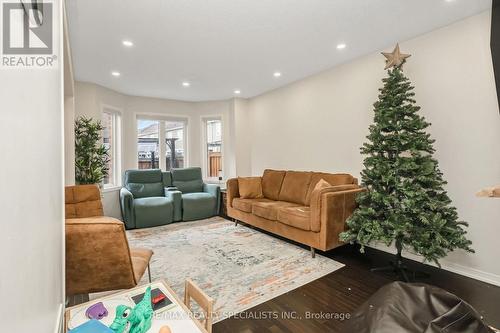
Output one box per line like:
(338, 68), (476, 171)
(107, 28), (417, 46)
(68, 319), (114, 333)
(109, 287), (154, 333)
(152, 294), (166, 305)
(85, 302), (108, 320)
(158, 326), (172, 333)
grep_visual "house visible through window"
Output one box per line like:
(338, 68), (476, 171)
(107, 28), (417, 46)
(102, 109), (121, 188)
(137, 119), (160, 169)
(165, 120), (185, 169)
(206, 119), (222, 179)
(137, 117), (188, 170)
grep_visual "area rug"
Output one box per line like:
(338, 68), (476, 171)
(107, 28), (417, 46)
(126, 217), (344, 322)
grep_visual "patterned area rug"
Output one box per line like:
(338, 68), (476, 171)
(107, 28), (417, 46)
(127, 217), (344, 322)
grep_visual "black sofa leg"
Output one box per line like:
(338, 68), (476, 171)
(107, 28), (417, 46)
(311, 247), (316, 258)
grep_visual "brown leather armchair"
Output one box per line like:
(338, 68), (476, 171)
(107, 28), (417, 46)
(65, 185), (153, 296)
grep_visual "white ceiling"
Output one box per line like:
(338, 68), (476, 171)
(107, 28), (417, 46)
(66, 0), (491, 102)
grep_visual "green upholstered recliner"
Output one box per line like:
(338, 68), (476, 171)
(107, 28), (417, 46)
(170, 167), (220, 221)
(120, 169), (180, 229)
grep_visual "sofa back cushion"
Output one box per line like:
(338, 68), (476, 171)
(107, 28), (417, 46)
(124, 169), (164, 198)
(65, 185), (104, 218)
(171, 167), (203, 193)
(127, 183), (164, 198)
(238, 177), (264, 199)
(261, 169), (286, 200)
(305, 172), (356, 205)
(278, 171), (313, 205)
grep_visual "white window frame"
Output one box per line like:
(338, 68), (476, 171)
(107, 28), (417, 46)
(135, 113), (189, 171)
(101, 105), (122, 190)
(202, 116), (223, 182)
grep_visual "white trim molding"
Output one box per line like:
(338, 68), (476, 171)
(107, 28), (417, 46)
(368, 244), (500, 287)
(54, 303), (64, 333)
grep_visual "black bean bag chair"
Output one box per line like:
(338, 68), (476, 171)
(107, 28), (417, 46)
(343, 282), (496, 333)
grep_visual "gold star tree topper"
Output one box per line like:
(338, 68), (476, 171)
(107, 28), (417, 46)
(382, 43), (411, 70)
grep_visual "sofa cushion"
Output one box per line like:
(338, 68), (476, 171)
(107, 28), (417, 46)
(262, 169), (286, 200)
(252, 201), (299, 221)
(133, 197), (173, 228)
(127, 182), (164, 198)
(238, 177), (263, 199)
(171, 167), (204, 193)
(278, 171), (313, 205)
(305, 172), (355, 205)
(232, 198), (272, 213)
(278, 206), (311, 231)
(181, 192), (218, 221)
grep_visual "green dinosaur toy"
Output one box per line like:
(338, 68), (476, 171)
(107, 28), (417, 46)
(109, 287), (154, 333)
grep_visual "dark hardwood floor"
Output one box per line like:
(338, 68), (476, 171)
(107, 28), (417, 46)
(214, 243), (500, 333)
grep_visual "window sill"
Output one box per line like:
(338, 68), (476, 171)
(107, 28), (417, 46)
(205, 179), (224, 184)
(102, 185), (121, 193)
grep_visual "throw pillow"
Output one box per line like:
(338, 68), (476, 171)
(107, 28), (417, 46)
(314, 179), (331, 192)
(238, 177), (264, 199)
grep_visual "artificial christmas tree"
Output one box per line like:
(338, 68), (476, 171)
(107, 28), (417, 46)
(340, 44), (473, 280)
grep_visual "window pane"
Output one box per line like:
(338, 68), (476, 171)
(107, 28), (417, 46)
(102, 112), (113, 185)
(206, 119), (222, 178)
(165, 121), (185, 169)
(137, 119), (159, 169)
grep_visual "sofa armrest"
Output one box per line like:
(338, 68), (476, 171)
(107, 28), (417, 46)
(203, 183), (221, 214)
(313, 187), (365, 249)
(165, 189), (182, 221)
(65, 216), (137, 295)
(310, 185), (363, 232)
(226, 178), (239, 208)
(120, 187), (135, 229)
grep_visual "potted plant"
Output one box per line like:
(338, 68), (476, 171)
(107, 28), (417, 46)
(75, 116), (110, 186)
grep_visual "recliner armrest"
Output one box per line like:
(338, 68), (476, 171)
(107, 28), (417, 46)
(165, 186), (179, 192)
(203, 183), (221, 213)
(120, 187), (135, 229)
(165, 189), (182, 221)
(203, 183), (220, 197)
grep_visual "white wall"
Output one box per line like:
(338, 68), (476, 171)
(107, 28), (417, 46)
(74, 82), (236, 218)
(232, 98), (252, 176)
(245, 11), (500, 285)
(0, 2), (64, 332)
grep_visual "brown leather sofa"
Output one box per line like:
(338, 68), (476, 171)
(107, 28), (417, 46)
(227, 169), (364, 257)
(65, 185), (153, 296)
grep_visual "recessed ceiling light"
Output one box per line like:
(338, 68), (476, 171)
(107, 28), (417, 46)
(336, 43), (347, 50)
(111, 71), (121, 77)
(122, 40), (134, 47)
(273, 72), (281, 78)
(182, 82), (190, 87)
(234, 90), (241, 94)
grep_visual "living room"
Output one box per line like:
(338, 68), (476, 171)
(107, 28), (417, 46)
(2, 0), (500, 332)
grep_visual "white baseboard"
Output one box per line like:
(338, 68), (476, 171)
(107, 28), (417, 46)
(367, 244), (500, 287)
(54, 303), (64, 333)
